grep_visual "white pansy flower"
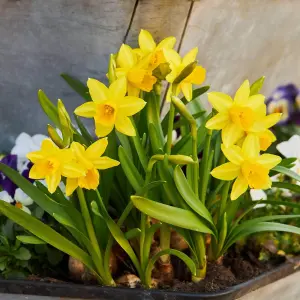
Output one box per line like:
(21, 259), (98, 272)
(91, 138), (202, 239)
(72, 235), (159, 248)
(0, 191), (14, 203)
(276, 135), (300, 186)
(14, 188), (34, 214)
(11, 132), (47, 172)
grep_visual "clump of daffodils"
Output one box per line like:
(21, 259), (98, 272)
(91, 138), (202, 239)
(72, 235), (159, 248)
(1, 29), (299, 290)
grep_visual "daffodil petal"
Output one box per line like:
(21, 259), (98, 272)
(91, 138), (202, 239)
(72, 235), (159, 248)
(258, 129), (276, 151)
(118, 96), (146, 116)
(62, 162), (86, 178)
(138, 29), (156, 52)
(29, 164), (45, 179)
(87, 78), (109, 103)
(95, 123), (114, 138)
(206, 113), (230, 130)
(231, 174), (248, 200)
(242, 134), (260, 158)
(185, 66), (206, 85)
(207, 92), (233, 113)
(117, 44), (136, 68)
(221, 144), (244, 165)
(245, 94), (265, 110)
(115, 116), (136, 136)
(74, 102), (97, 118)
(45, 172), (61, 194)
(182, 47), (198, 66)
(163, 49), (181, 66)
(181, 82), (193, 101)
(256, 154), (282, 170)
(93, 156), (120, 170)
(211, 162), (240, 180)
(234, 80), (250, 105)
(261, 113), (282, 129)
(127, 84), (140, 97)
(26, 151), (44, 163)
(109, 77), (127, 100)
(157, 36), (176, 50)
(86, 138), (108, 159)
(66, 178), (78, 196)
(41, 139), (58, 154)
(222, 123), (245, 147)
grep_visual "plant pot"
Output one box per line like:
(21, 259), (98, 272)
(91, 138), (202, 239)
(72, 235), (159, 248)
(0, 258), (299, 300)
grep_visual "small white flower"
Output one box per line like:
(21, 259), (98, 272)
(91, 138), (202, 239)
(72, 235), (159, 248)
(11, 132), (47, 172)
(250, 189), (267, 208)
(0, 191), (14, 203)
(14, 188), (34, 214)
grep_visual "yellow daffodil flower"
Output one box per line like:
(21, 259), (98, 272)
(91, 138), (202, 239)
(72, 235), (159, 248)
(65, 138), (120, 196)
(163, 47), (206, 101)
(116, 44), (157, 96)
(27, 139), (85, 193)
(136, 29), (176, 71)
(211, 135), (282, 200)
(74, 77), (146, 137)
(205, 80), (282, 147)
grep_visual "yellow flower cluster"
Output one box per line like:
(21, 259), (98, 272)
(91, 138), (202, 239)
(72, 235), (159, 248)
(26, 29), (207, 195)
(27, 138), (119, 196)
(208, 80), (282, 200)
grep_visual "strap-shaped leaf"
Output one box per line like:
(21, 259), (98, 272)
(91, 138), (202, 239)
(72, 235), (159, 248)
(0, 201), (94, 272)
(174, 166), (214, 226)
(272, 181), (300, 194)
(60, 73), (91, 101)
(273, 165), (300, 182)
(145, 248), (196, 287)
(131, 196), (213, 234)
(0, 163), (86, 233)
(225, 222), (300, 251)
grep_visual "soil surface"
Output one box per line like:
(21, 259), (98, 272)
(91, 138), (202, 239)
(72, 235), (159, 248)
(24, 244), (286, 294)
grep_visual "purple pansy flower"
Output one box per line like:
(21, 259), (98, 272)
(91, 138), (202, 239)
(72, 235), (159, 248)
(0, 155), (18, 196)
(0, 155), (33, 196)
(266, 84), (298, 125)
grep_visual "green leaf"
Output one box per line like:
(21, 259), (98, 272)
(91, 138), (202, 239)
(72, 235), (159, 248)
(0, 201), (94, 272)
(226, 222), (300, 250)
(74, 114), (94, 145)
(250, 76), (265, 96)
(13, 247), (31, 260)
(16, 236), (46, 245)
(174, 166), (214, 226)
(116, 131), (133, 159)
(263, 200), (300, 209)
(145, 249), (196, 287)
(38, 90), (60, 128)
(131, 196), (213, 234)
(226, 214), (300, 250)
(272, 165), (300, 182)
(60, 73), (91, 101)
(0, 163), (87, 238)
(181, 86), (210, 103)
(217, 213), (227, 255)
(137, 180), (166, 196)
(118, 146), (144, 192)
(105, 217), (142, 277)
(124, 228), (141, 240)
(272, 181), (300, 194)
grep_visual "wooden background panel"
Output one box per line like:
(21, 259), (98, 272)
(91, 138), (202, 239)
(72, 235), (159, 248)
(180, 0), (300, 100)
(125, 0), (192, 49)
(0, 0), (136, 151)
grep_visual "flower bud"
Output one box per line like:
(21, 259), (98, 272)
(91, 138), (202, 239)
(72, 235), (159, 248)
(173, 61), (197, 84)
(47, 124), (64, 148)
(57, 99), (73, 147)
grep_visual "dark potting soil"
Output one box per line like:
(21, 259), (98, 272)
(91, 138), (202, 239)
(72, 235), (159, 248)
(23, 244), (286, 294)
(164, 245), (285, 293)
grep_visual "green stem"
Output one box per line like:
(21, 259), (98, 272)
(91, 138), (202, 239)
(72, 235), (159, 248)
(159, 223), (171, 263)
(166, 103), (175, 154)
(192, 232), (207, 282)
(77, 188), (114, 285)
(130, 117), (148, 172)
(219, 181), (231, 218)
(191, 121), (199, 197)
(199, 129), (212, 203)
